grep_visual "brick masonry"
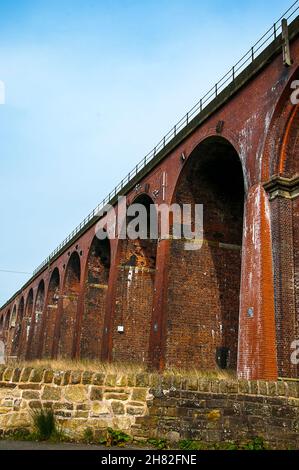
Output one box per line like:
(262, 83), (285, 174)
(0, 366), (299, 448)
(1, 21), (299, 381)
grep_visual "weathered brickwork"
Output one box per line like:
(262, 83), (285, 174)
(271, 196), (297, 378)
(165, 141), (243, 370)
(1, 20), (299, 380)
(41, 269), (60, 358)
(57, 253), (81, 358)
(166, 241), (241, 370)
(27, 281), (45, 360)
(0, 366), (298, 448)
(112, 233), (157, 363)
(80, 238), (110, 359)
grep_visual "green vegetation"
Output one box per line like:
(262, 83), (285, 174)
(83, 427), (94, 444)
(178, 437), (267, 451)
(101, 428), (132, 447)
(147, 438), (169, 450)
(0, 426), (271, 450)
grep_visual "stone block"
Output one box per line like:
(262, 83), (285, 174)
(22, 391), (40, 400)
(64, 385), (88, 403)
(92, 373), (105, 386)
(89, 386), (104, 401)
(20, 368), (32, 382)
(41, 385), (62, 401)
(70, 371), (82, 385)
(82, 371), (93, 385)
(3, 368), (13, 382)
(126, 405), (145, 416)
(111, 401), (125, 415)
(43, 370), (54, 384)
(104, 392), (128, 401)
(30, 369), (44, 383)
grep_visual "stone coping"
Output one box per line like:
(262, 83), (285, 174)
(0, 366), (298, 399)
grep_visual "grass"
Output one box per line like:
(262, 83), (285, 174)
(30, 408), (66, 442)
(7, 358), (236, 381)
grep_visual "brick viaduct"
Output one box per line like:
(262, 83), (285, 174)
(1, 16), (299, 381)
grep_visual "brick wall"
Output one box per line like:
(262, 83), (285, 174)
(80, 238), (110, 358)
(57, 253), (81, 358)
(112, 237), (157, 364)
(271, 196), (297, 378)
(165, 139), (243, 370)
(41, 269), (60, 358)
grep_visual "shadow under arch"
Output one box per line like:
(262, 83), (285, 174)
(41, 268), (60, 358)
(111, 193), (158, 364)
(58, 252), (81, 358)
(11, 297), (24, 356)
(165, 135), (245, 371)
(79, 236), (111, 359)
(19, 289), (34, 359)
(27, 280), (45, 359)
(0, 314), (4, 337)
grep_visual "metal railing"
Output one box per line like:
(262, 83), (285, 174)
(33, 1), (299, 276)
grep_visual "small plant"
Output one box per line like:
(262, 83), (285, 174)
(243, 437), (266, 451)
(179, 439), (203, 450)
(2, 429), (35, 442)
(83, 428), (94, 444)
(31, 407), (58, 441)
(105, 428), (131, 447)
(148, 438), (169, 450)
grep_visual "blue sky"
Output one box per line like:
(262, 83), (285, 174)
(0, 0), (293, 305)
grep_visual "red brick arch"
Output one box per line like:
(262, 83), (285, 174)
(78, 236), (111, 359)
(57, 251), (81, 358)
(263, 74), (299, 377)
(11, 297), (24, 356)
(27, 280), (45, 359)
(262, 66), (299, 181)
(162, 136), (245, 370)
(41, 268), (61, 358)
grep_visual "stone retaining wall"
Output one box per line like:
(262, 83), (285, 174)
(0, 366), (298, 448)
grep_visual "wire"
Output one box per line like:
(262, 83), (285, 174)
(0, 269), (32, 275)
